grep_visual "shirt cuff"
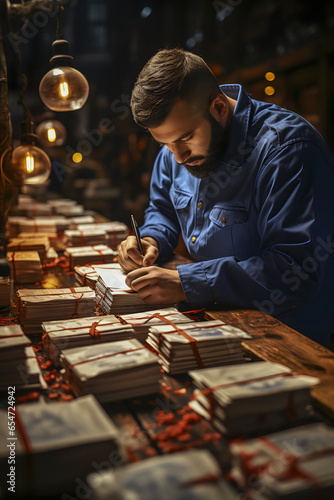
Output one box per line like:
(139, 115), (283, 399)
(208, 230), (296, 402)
(177, 262), (215, 307)
(139, 227), (175, 258)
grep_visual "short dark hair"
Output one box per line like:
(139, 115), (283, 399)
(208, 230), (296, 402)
(131, 48), (221, 128)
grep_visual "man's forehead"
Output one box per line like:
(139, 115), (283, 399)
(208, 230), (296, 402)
(148, 99), (204, 144)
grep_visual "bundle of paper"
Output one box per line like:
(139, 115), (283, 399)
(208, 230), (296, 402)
(69, 215), (95, 228)
(21, 346), (48, 390)
(6, 216), (29, 237)
(87, 449), (237, 500)
(9, 201), (53, 217)
(42, 306), (193, 366)
(115, 306), (194, 337)
(42, 315), (135, 366)
(74, 262), (121, 287)
(77, 221), (129, 249)
(47, 198), (78, 212)
(19, 216), (69, 233)
(0, 324), (31, 389)
(146, 320), (251, 374)
(64, 228), (107, 247)
(7, 251), (42, 283)
(189, 361), (319, 436)
(18, 231), (59, 248)
(60, 339), (161, 401)
(65, 244), (117, 269)
(95, 266), (168, 314)
(55, 204), (84, 216)
(0, 275), (10, 308)
(230, 422), (334, 500)
(7, 236), (50, 259)
(17, 286), (96, 336)
(0, 395), (120, 497)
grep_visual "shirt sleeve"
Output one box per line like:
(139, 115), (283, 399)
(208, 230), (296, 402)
(177, 141), (333, 315)
(139, 147), (181, 258)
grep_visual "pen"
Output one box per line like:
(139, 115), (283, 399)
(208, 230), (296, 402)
(130, 214), (144, 256)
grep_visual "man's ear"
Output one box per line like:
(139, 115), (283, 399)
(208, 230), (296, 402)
(209, 94), (229, 124)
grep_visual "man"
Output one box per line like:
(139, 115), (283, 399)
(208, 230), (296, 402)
(118, 48), (334, 347)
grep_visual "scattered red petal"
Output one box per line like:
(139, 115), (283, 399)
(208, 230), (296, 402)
(146, 447), (157, 456)
(177, 433), (191, 441)
(48, 392), (60, 399)
(61, 383), (71, 393)
(51, 383), (60, 389)
(58, 394), (74, 401)
(174, 388), (187, 395)
(17, 392), (40, 403)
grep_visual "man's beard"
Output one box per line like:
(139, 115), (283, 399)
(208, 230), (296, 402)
(183, 114), (229, 179)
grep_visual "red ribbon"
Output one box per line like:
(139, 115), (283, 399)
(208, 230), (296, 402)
(70, 346), (145, 368)
(14, 409), (32, 454)
(69, 287), (83, 318)
(148, 313), (205, 369)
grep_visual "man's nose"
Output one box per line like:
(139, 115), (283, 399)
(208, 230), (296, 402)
(172, 143), (191, 164)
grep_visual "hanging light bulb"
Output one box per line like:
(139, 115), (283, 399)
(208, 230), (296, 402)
(1, 120), (51, 186)
(39, 39), (89, 112)
(36, 119), (67, 148)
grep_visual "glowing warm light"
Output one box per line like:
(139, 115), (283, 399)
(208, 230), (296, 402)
(265, 72), (276, 81)
(72, 152), (83, 163)
(39, 66), (89, 111)
(25, 152), (35, 173)
(265, 86), (275, 96)
(36, 120), (66, 148)
(47, 128), (56, 143)
(60, 81), (69, 98)
(1, 145), (51, 185)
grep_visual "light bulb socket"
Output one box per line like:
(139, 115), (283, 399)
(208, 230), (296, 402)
(49, 39), (74, 67)
(20, 120), (38, 145)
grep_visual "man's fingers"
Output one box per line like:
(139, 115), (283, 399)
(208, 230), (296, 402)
(143, 245), (159, 266)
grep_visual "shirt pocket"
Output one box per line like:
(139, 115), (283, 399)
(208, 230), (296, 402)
(209, 204), (250, 259)
(170, 186), (193, 228)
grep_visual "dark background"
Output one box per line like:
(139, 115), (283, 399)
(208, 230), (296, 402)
(5, 0), (334, 223)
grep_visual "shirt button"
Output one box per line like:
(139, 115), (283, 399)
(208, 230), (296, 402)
(191, 236), (196, 243)
(197, 202), (203, 208)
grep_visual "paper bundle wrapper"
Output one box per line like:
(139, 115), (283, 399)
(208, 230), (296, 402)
(60, 338), (161, 401)
(76, 221), (129, 249)
(0, 275), (10, 308)
(54, 204), (85, 216)
(0, 395), (120, 497)
(95, 266), (170, 314)
(87, 449), (238, 500)
(17, 286), (96, 336)
(7, 236), (50, 259)
(46, 198), (78, 212)
(65, 228), (108, 247)
(230, 422), (334, 499)
(9, 201), (53, 217)
(189, 361), (319, 437)
(7, 216), (70, 236)
(64, 244), (117, 269)
(7, 250), (42, 284)
(146, 319), (251, 374)
(74, 262), (121, 288)
(42, 306), (193, 366)
(68, 215), (95, 228)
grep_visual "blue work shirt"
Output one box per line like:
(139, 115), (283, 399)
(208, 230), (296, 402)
(140, 85), (334, 346)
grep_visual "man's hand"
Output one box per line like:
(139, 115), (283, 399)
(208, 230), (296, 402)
(117, 236), (159, 272)
(125, 267), (187, 304)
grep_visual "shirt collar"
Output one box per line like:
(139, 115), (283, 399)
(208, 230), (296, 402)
(218, 84), (252, 168)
